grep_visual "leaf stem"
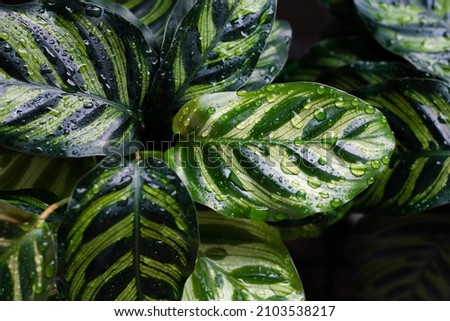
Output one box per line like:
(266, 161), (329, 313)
(39, 198), (70, 221)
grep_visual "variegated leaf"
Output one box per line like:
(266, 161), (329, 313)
(243, 20), (292, 90)
(146, 0), (276, 124)
(58, 157), (198, 300)
(353, 79), (450, 215)
(166, 82), (395, 221)
(0, 2), (156, 157)
(350, 211), (450, 300)
(0, 147), (96, 198)
(182, 211), (304, 301)
(355, 0), (450, 82)
(0, 201), (56, 300)
(317, 61), (435, 92)
(278, 36), (396, 82)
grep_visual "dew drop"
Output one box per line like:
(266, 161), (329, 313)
(381, 155), (390, 165)
(266, 84), (276, 92)
(335, 97), (345, 108)
(314, 108), (326, 121)
(86, 5), (102, 17)
(318, 157), (327, 166)
(296, 190), (307, 201)
(316, 85), (326, 95)
(320, 191), (330, 199)
(367, 177), (375, 185)
(331, 198), (343, 208)
(351, 98), (359, 106)
(371, 160), (381, 169)
(294, 137), (303, 146)
(267, 93), (277, 102)
(207, 107), (216, 115)
(365, 105), (375, 114)
(350, 162), (367, 177)
(307, 178), (321, 189)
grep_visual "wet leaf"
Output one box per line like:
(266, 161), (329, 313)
(166, 82), (395, 220)
(182, 211), (304, 301)
(58, 157), (198, 300)
(0, 2), (156, 157)
(355, 0), (450, 82)
(0, 201), (56, 300)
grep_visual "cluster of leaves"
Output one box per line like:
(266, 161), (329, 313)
(7, 0), (447, 301)
(277, 0), (450, 299)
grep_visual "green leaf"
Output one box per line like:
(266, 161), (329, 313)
(350, 211), (450, 300)
(0, 147), (97, 198)
(0, 2), (156, 157)
(277, 36), (396, 82)
(166, 82), (395, 221)
(243, 20), (292, 90)
(355, 0), (450, 82)
(353, 78), (450, 215)
(0, 189), (62, 219)
(317, 61), (435, 92)
(58, 157), (198, 300)
(0, 201), (56, 300)
(147, 0), (276, 120)
(182, 211), (304, 301)
(270, 203), (351, 240)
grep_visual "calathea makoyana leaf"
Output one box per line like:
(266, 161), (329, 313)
(350, 211), (450, 300)
(0, 2), (156, 157)
(147, 0), (276, 122)
(354, 0), (450, 82)
(0, 201), (56, 300)
(166, 82), (395, 221)
(317, 61), (435, 93)
(0, 147), (97, 198)
(0, 189), (62, 221)
(352, 79), (450, 215)
(182, 211), (304, 301)
(243, 20), (292, 90)
(278, 36), (396, 83)
(58, 157), (198, 300)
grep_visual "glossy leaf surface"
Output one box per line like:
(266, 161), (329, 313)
(147, 0), (276, 119)
(354, 79), (450, 215)
(167, 82), (395, 220)
(243, 20), (292, 90)
(182, 211), (304, 301)
(278, 36), (396, 82)
(317, 61), (435, 92)
(351, 211), (450, 300)
(0, 201), (56, 300)
(0, 3), (155, 157)
(58, 158), (198, 300)
(355, 0), (450, 82)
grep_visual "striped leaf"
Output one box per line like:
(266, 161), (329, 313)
(166, 82), (395, 221)
(147, 0), (276, 122)
(270, 204), (351, 240)
(58, 157), (198, 300)
(350, 211), (450, 300)
(0, 2), (156, 157)
(278, 36), (396, 83)
(86, 0), (197, 50)
(353, 79), (450, 215)
(243, 20), (292, 90)
(0, 201), (56, 300)
(182, 211), (304, 301)
(0, 189), (62, 219)
(0, 147), (97, 198)
(355, 0), (450, 82)
(317, 61), (435, 92)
